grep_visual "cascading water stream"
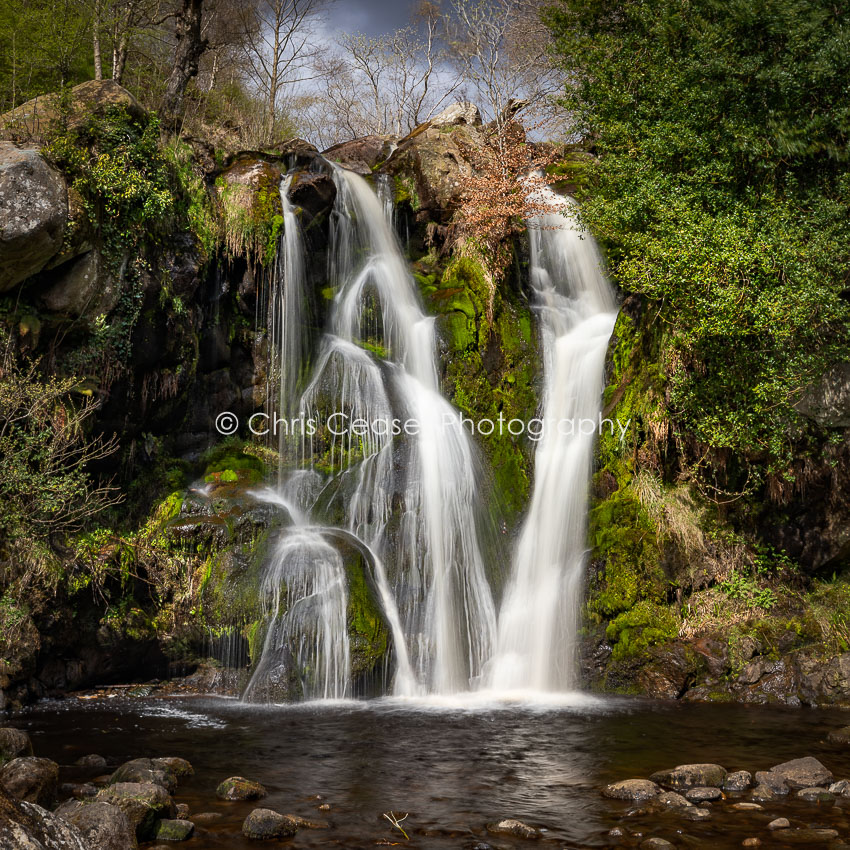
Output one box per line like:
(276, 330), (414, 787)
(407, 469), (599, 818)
(488, 191), (618, 692)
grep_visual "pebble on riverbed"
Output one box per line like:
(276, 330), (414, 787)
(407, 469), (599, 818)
(485, 818), (542, 839)
(768, 817), (790, 830)
(216, 776), (268, 801)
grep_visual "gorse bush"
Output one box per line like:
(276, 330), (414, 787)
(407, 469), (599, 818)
(546, 0), (850, 485)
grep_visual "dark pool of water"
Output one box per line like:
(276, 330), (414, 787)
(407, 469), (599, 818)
(13, 693), (850, 848)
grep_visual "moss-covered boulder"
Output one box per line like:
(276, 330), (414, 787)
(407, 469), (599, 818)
(216, 776), (267, 801)
(96, 781), (176, 841)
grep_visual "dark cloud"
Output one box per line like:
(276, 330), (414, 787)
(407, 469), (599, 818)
(325, 0), (418, 36)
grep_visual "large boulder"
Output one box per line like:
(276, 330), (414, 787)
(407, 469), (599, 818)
(0, 730), (32, 766)
(767, 757), (833, 790)
(429, 101), (482, 128)
(216, 776), (267, 801)
(95, 781), (175, 841)
(0, 80), (144, 143)
(0, 784), (89, 850)
(107, 758), (177, 794)
(602, 779), (661, 802)
(323, 135), (395, 175)
(649, 763), (727, 791)
(0, 758), (59, 808)
(241, 808), (298, 839)
(39, 249), (120, 319)
(0, 143), (67, 292)
(59, 800), (138, 850)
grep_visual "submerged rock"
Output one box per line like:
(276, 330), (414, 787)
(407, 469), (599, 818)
(685, 786), (722, 803)
(640, 840), (674, 850)
(829, 779), (850, 796)
(75, 754), (108, 769)
(0, 730), (32, 765)
(0, 757), (59, 808)
(96, 781), (176, 840)
(751, 784), (779, 802)
(151, 757), (193, 778)
(485, 818), (542, 839)
(654, 791), (692, 808)
(216, 776), (267, 801)
(795, 786), (834, 803)
(722, 770), (752, 791)
(153, 818), (195, 841)
(60, 800), (138, 850)
(109, 758), (177, 794)
(649, 763), (727, 790)
(768, 757), (833, 790)
(827, 726), (850, 745)
(602, 779), (661, 802)
(242, 807), (298, 839)
(780, 828), (839, 843)
(767, 817), (790, 830)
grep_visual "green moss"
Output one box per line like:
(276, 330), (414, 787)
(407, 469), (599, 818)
(606, 600), (679, 661)
(345, 555), (389, 676)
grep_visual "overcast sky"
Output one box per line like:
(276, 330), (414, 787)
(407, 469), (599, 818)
(323, 0), (420, 37)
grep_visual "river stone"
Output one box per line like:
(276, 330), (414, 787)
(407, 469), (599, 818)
(732, 802), (763, 810)
(828, 726), (850, 745)
(0, 757), (59, 808)
(602, 779), (661, 802)
(829, 779), (850, 796)
(154, 818), (195, 841)
(70, 783), (99, 800)
(0, 143), (67, 291)
(640, 840), (675, 849)
(109, 759), (177, 794)
(152, 757), (193, 778)
(242, 808), (298, 839)
(723, 770), (752, 791)
(655, 791), (692, 808)
(742, 840), (761, 848)
(768, 757), (833, 790)
(191, 811), (224, 824)
(754, 771), (790, 794)
(649, 763), (727, 790)
(796, 786), (835, 803)
(0, 791), (89, 850)
(768, 817), (791, 829)
(96, 781), (176, 840)
(60, 800), (138, 850)
(0, 729), (32, 765)
(686, 786), (723, 803)
(486, 818), (542, 839)
(216, 776), (267, 801)
(751, 784), (779, 802)
(780, 828), (839, 843)
(76, 754), (108, 769)
(175, 803), (190, 818)
(286, 814), (330, 829)
(679, 805), (711, 821)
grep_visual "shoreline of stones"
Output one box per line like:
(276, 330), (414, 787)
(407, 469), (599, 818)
(603, 754), (850, 848)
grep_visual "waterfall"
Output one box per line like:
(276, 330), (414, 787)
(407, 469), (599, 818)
(245, 168), (498, 700)
(489, 191), (617, 692)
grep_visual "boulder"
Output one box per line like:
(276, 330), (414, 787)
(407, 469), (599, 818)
(0, 757), (59, 808)
(751, 784), (780, 802)
(829, 779), (850, 796)
(429, 102), (482, 128)
(768, 817), (790, 830)
(753, 770), (789, 794)
(0, 783), (89, 850)
(153, 818), (194, 841)
(108, 758), (177, 794)
(323, 135), (395, 175)
(649, 763), (727, 791)
(96, 781), (176, 841)
(827, 726), (850, 745)
(679, 806), (711, 820)
(0, 143), (67, 291)
(485, 818), (542, 839)
(216, 776), (267, 801)
(0, 80), (144, 142)
(75, 754), (108, 769)
(151, 757), (193, 778)
(722, 770), (752, 791)
(653, 791), (692, 808)
(768, 757), (833, 790)
(242, 807), (298, 839)
(0, 730), (32, 765)
(39, 249), (120, 319)
(796, 786), (834, 803)
(685, 786), (722, 803)
(602, 779), (661, 802)
(60, 800), (138, 850)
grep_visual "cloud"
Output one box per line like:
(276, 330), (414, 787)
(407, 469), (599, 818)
(324, 0), (417, 37)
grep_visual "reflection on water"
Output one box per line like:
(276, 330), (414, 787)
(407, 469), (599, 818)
(15, 696), (850, 848)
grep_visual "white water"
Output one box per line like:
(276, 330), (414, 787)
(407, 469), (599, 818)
(488, 191), (617, 692)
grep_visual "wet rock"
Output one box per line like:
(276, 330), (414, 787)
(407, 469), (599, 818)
(0, 757), (59, 808)
(829, 779), (850, 796)
(39, 249), (120, 320)
(768, 817), (791, 830)
(0, 784), (89, 849)
(780, 828), (839, 843)
(640, 840), (674, 849)
(317, 803), (330, 811)
(828, 727), (850, 745)
(154, 818), (195, 841)
(76, 754), (108, 769)
(61, 800), (138, 850)
(190, 812), (223, 825)
(679, 806), (711, 821)
(753, 770), (789, 794)
(0, 143), (67, 291)
(323, 135), (395, 175)
(286, 814), (329, 829)
(96, 781), (176, 841)
(731, 802), (763, 811)
(768, 757), (833, 790)
(0, 729), (32, 765)
(68, 783), (98, 800)
(742, 840), (761, 848)
(649, 764), (727, 791)
(109, 758), (177, 794)
(175, 803), (190, 818)
(723, 770), (752, 791)
(485, 818), (542, 839)
(152, 757), (193, 778)
(751, 784), (779, 802)
(796, 786), (834, 803)
(655, 791), (692, 808)
(242, 807), (298, 839)
(602, 779), (661, 802)
(686, 786), (723, 803)
(216, 776), (267, 801)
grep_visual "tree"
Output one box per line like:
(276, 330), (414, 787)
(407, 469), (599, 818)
(161, 0), (209, 126)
